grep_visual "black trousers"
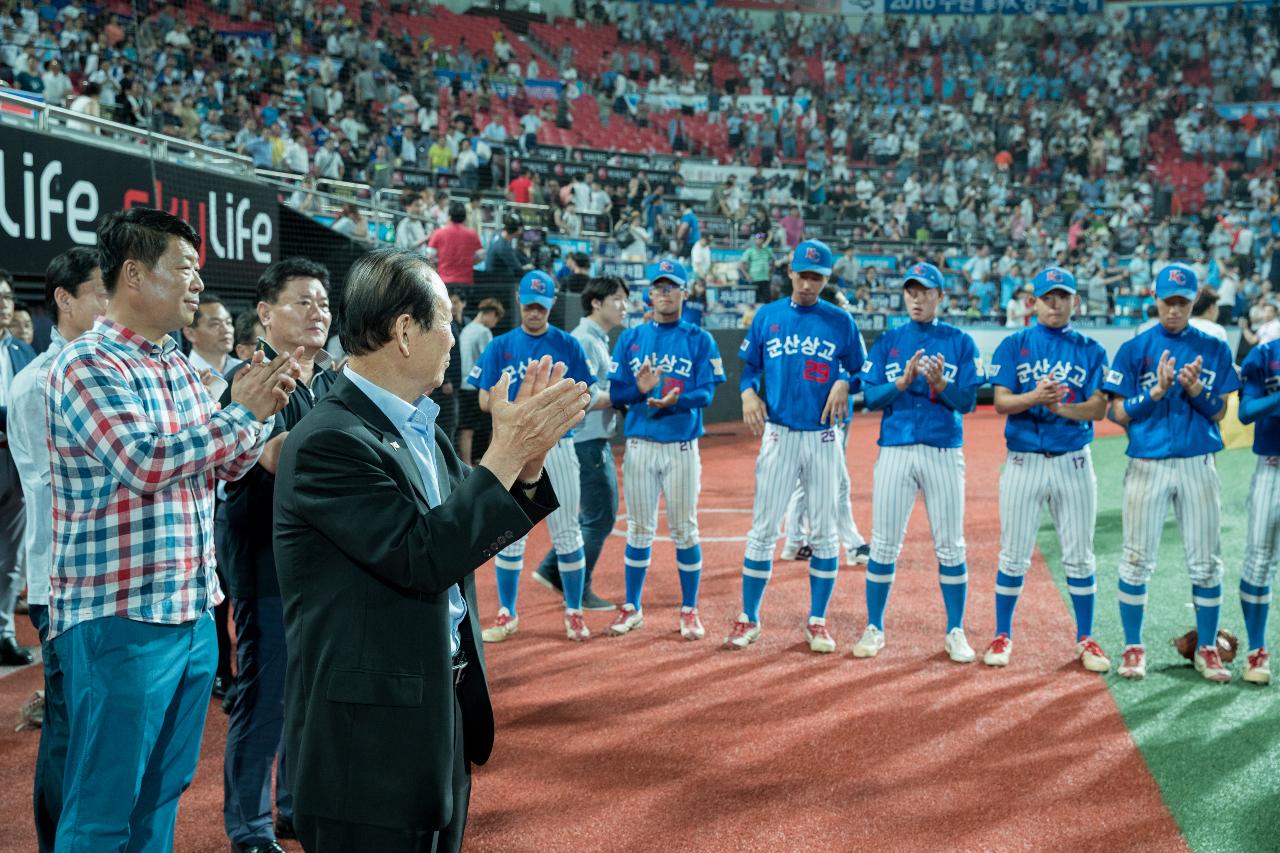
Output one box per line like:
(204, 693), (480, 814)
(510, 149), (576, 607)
(295, 693), (470, 853)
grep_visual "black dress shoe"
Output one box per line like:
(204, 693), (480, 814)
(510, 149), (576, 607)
(274, 817), (296, 840)
(0, 638), (33, 666)
(531, 566), (563, 592)
(211, 676), (228, 699)
(230, 841), (285, 853)
(580, 589), (615, 611)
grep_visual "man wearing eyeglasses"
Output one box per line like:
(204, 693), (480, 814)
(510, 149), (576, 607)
(0, 270), (37, 666)
(183, 292), (236, 377)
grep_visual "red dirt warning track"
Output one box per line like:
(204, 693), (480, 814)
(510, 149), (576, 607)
(0, 411), (1182, 852)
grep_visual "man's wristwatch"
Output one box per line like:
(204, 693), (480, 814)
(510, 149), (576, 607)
(517, 470), (544, 489)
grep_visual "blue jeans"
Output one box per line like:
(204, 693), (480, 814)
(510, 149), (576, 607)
(28, 605), (66, 853)
(54, 612), (217, 853)
(224, 596), (291, 845)
(536, 438), (618, 588)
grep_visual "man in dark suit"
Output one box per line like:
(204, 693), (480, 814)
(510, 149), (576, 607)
(0, 270), (38, 665)
(274, 248), (590, 853)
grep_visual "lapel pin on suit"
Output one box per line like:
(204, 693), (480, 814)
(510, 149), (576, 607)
(389, 440), (401, 450)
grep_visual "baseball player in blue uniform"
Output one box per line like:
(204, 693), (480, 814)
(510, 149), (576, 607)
(726, 240), (865, 653)
(1102, 262), (1242, 681)
(607, 259), (725, 641)
(983, 267), (1111, 672)
(1235, 337), (1280, 685)
(467, 270), (599, 642)
(853, 261), (984, 663)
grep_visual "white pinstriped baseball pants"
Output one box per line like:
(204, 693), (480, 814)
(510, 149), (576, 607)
(869, 444), (966, 566)
(782, 423), (867, 552)
(997, 448), (1097, 579)
(745, 423), (842, 562)
(1118, 454), (1223, 587)
(499, 438), (584, 558)
(622, 438), (701, 550)
(1241, 455), (1280, 587)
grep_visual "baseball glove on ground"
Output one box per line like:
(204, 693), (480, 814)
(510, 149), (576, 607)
(1171, 628), (1239, 662)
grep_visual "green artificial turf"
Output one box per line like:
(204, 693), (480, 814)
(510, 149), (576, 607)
(1036, 436), (1280, 853)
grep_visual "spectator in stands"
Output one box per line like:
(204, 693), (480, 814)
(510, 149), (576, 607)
(331, 204), (370, 244)
(779, 205), (804, 249)
(428, 201), (483, 287)
(395, 191), (431, 257)
(41, 58), (71, 106)
(428, 135), (454, 174)
(508, 169), (534, 204)
(7, 302), (33, 346)
(691, 234), (712, 283)
(676, 199), (699, 259)
(466, 193), (486, 235)
(833, 246), (859, 291)
(1240, 301), (1280, 347)
(183, 293), (235, 377)
(740, 232), (774, 305)
(314, 136), (343, 180)
(1190, 289), (1230, 343)
(555, 200), (583, 238)
(486, 215), (531, 282)
(1006, 282), (1036, 328)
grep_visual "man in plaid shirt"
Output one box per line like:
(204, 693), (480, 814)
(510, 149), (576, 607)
(46, 208), (301, 851)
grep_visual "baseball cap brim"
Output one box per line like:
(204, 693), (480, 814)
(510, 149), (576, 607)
(792, 259), (832, 276)
(1157, 286), (1197, 302)
(904, 274), (939, 289)
(651, 275), (687, 289)
(1035, 283), (1077, 297)
(520, 294), (554, 309)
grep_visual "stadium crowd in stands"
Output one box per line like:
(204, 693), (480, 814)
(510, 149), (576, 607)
(2, 0), (1279, 328)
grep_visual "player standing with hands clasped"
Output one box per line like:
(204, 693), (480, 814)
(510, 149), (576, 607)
(1103, 262), (1242, 682)
(1236, 328), (1280, 685)
(983, 267), (1111, 672)
(853, 262), (984, 663)
(726, 240), (865, 653)
(467, 270), (598, 643)
(607, 259), (725, 640)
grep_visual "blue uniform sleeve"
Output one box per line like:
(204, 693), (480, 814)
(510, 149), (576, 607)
(1102, 342), (1137, 397)
(467, 340), (501, 393)
(953, 332), (984, 390)
(738, 311), (765, 393)
(607, 333), (646, 406)
(674, 331), (724, 411)
(861, 333), (888, 386)
(988, 334), (1019, 391)
(1239, 347), (1280, 423)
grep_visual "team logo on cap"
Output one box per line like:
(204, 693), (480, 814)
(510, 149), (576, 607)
(530, 278), (547, 294)
(1045, 270), (1064, 282)
(660, 260), (676, 274)
(806, 246), (821, 261)
(911, 264), (927, 275)
(1167, 269), (1186, 285)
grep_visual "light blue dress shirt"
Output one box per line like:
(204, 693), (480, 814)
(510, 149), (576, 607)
(345, 367), (467, 656)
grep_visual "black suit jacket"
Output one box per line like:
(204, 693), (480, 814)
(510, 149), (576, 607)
(273, 372), (557, 832)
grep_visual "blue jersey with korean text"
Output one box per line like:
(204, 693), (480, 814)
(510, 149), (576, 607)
(608, 320), (726, 442)
(737, 298), (864, 432)
(1240, 339), (1280, 457)
(989, 323), (1108, 453)
(1101, 323), (1242, 459)
(466, 325), (596, 437)
(862, 320), (983, 449)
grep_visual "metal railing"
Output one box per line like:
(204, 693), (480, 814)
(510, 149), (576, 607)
(0, 90), (255, 177)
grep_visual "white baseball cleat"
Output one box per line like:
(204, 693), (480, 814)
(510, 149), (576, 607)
(564, 609), (590, 642)
(609, 604), (644, 636)
(1194, 645), (1232, 683)
(804, 617), (836, 654)
(481, 608), (519, 643)
(1117, 644), (1146, 679)
(1243, 648), (1271, 685)
(679, 607), (705, 641)
(945, 628), (976, 663)
(1075, 637), (1111, 673)
(983, 633), (1012, 667)
(723, 613), (761, 649)
(851, 625), (885, 658)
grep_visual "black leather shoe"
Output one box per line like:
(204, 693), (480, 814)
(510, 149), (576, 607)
(230, 842), (285, 853)
(274, 817), (296, 840)
(0, 638), (33, 666)
(211, 676), (228, 699)
(580, 589), (615, 611)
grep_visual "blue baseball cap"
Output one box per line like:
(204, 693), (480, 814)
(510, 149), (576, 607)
(792, 240), (834, 276)
(1032, 266), (1077, 297)
(518, 270), (556, 309)
(1154, 262), (1198, 301)
(903, 261), (945, 289)
(647, 257), (688, 288)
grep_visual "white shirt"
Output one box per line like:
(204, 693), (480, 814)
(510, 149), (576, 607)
(1189, 317), (1229, 343)
(186, 347), (229, 376)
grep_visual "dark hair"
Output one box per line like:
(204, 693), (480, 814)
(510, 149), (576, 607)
(475, 296), (505, 319)
(448, 201), (467, 223)
(581, 275), (628, 315)
(0, 268), (11, 286)
(1192, 290), (1217, 317)
(96, 207), (201, 294)
(44, 246), (101, 323)
(339, 248), (441, 357)
(189, 291), (225, 327)
(256, 257), (330, 305)
(233, 309), (261, 348)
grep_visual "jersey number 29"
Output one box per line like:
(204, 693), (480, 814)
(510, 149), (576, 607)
(803, 360), (830, 383)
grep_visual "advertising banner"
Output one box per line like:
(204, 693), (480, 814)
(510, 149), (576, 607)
(0, 125), (278, 295)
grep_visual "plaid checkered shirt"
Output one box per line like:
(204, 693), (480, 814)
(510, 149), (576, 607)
(46, 318), (270, 639)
